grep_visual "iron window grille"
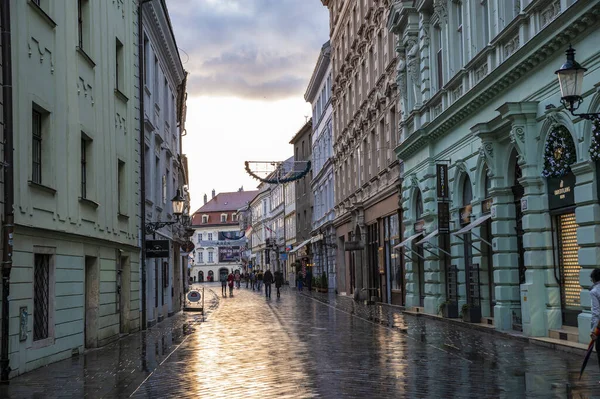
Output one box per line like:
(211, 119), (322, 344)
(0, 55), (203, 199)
(32, 109), (42, 184)
(33, 254), (50, 341)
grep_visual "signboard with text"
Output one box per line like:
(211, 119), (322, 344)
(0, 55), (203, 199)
(218, 246), (240, 262)
(547, 172), (575, 210)
(438, 202), (450, 234)
(146, 240), (170, 258)
(436, 163), (449, 199)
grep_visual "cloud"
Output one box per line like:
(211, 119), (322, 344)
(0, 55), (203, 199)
(167, 0), (329, 99)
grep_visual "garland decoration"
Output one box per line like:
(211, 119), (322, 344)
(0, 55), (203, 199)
(245, 160), (311, 184)
(541, 125), (576, 178)
(589, 118), (600, 161)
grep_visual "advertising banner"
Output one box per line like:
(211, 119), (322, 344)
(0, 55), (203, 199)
(218, 246), (240, 262)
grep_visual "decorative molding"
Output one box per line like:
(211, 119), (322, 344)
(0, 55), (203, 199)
(28, 36), (54, 74)
(503, 35), (520, 60)
(541, 0), (561, 28)
(77, 77), (95, 106)
(433, 0), (448, 24)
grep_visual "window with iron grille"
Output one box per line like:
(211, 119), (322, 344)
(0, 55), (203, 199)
(32, 109), (42, 184)
(34, 254), (50, 341)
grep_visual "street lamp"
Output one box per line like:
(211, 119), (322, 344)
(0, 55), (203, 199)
(555, 45), (599, 121)
(145, 189), (189, 234)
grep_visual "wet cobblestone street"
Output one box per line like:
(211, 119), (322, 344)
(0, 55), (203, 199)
(2, 283), (600, 398)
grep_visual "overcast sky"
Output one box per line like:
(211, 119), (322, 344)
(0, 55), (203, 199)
(167, 0), (329, 211)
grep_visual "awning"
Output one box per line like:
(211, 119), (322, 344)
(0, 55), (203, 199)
(452, 214), (492, 235)
(416, 229), (439, 246)
(311, 233), (324, 243)
(393, 232), (423, 250)
(289, 238), (311, 254)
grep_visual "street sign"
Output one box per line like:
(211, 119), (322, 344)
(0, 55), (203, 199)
(187, 290), (201, 302)
(438, 201), (450, 234)
(436, 163), (449, 199)
(146, 240), (170, 258)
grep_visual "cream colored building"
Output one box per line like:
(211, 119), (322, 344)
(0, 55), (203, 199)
(2, 0), (141, 377)
(321, 0), (402, 303)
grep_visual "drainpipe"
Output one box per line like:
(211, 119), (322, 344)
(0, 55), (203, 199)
(138, 0), (152, 331)
(0, 0), (14, 383)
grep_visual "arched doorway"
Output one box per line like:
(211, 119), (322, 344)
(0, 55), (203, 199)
(198, 271), (204, 282)
(208, 270), (214, 282)
(481, 170), (495, 317)
(218, 268), (229, 282)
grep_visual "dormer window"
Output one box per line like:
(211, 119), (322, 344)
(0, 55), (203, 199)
(221, 214), (227, 223)
(202, 215), (209, 224)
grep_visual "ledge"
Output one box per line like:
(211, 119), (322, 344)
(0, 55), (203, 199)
(28, 0), (56, 28)
(28, 181), (56, 195)
(79, 197), (99, 209)
(114, 89), (129, 103)
(144, 85), (151, 96)
(145, 198), (154, 206)
(76, 47), (96, 69)
(118, 213), (130, 220)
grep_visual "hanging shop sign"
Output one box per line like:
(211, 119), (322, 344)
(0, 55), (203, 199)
(198, 239), (246, 247)
(219, 246), (241, 263)
(344, 241), (365, 251)
(146, 240), (170, 258)
(436, 163), (449, 199)
(438, 202), (450, 234)
(547, 171), (575, 210)
(187, 290), (201, 303)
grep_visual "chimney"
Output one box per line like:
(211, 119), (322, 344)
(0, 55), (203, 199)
(203, 194), (207, 204)
(212, 189), (216, 198)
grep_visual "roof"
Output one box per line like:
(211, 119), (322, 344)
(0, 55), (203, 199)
(193, 190), (259, 214)
(290, 119), (312, 145)
(304, 41), (331, 102)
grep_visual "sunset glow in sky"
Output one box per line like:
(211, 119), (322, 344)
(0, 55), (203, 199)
(168, 0), (329, 211)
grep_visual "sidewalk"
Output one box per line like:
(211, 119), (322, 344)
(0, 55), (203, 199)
(0, 287), (219, 399)
(301, 290), (593, 357)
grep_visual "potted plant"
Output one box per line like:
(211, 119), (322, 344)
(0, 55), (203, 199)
(461, 303), (481, 323)
(438, 300), (459, 318)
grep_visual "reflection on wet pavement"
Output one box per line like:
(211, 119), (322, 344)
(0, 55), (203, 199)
(2, 282), (600, 398)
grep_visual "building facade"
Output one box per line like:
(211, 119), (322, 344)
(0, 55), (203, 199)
(284, 180), (297, 286)
(389, 0), (600, 343)
(321, 0), (402, 303)
(305, 41), (337, 291)
(142, 0), (188, 327)
(191, 190), (258, 282)
(289, 121), (314, 278)
(2, 0), (141, 377)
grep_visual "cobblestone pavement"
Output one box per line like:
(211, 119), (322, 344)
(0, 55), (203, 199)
(2, 283), (600, 398)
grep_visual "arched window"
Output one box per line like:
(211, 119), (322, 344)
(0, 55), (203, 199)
(462, 175), (472, 206)
(415, 190), (423, 220)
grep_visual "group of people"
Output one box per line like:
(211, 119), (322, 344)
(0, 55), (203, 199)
(219, 269), (285, 299)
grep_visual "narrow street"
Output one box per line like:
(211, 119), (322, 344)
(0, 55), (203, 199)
(1, 283), (599, 398)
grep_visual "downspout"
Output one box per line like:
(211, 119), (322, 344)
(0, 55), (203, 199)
(0, 0), (14, 383)
(138, 0), (150, 331)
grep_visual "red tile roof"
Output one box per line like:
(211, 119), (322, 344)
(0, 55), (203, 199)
(193, 190), (259, 214)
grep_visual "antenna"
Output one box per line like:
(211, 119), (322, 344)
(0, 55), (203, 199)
(304, 115), (309, 123)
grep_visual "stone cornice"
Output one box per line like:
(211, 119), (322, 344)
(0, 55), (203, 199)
(394, 2), (600, 162)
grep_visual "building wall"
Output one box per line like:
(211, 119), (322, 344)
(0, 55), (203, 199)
(142, 0), (186, 327)
(389, 0), (600, 342)
(190, 224), (245, 282)
(322, 0), (400, 299)
(8, 0), (141, 376)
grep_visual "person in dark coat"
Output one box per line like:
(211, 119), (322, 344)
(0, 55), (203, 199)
(274, 270), (284, 298)
(263, 269), (274, 298)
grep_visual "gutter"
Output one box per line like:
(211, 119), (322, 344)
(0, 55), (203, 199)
(0, 0), (14, 382)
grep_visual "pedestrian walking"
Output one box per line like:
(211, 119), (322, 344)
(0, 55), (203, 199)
(257, 269), (264, 292)
(297, 270), (303, 291)
(275, 270), (284, 298)
(590, 268), (600, 375)
(250, 271), (256, 290)
(220, 272), (228, 297)
(263, 268), (273, 298)
(228, 272), (235, 297)
(235, 271), (241, 289)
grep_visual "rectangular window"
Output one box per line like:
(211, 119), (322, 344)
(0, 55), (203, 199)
(208, 233), (213, 241)
(199, 233), (203, 241)
(162, 174), (167, 205)
(436, 25), (443, 91)
(118, 160), (125, 214)
(199, 252), (203, 263)
(33, 254), (50, 341)
(481, 0), (490, 47)
(155, 156), (160, 204)
(32, 109), (43, 184)
(164, 78), (169, 119)
(116, 38), (124, 92)
(143, 35), (149, 85)
(221, 214), (227, 223)
(390, 106), (397, 146)
(456, 3), (463, 69)
(202, 215), (208, 223)
(154, 56), (159, 102)
(81, 138), (88, 198)
(77, 0), (90, 51)
(208, 252), (214, 263)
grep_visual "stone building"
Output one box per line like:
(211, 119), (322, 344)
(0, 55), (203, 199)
(191, 190), (258, 282)
(0, 0), (141, 377)
(305, 41), (337, 291)
(141, 0), (188, 327)
(388, 0), (600, 343)
(321, 0), (401, 303)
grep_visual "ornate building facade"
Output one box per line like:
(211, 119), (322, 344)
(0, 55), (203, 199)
(306, 42), (336, 291)
(321, 0), (402, 303)
(389, 0), (600, 343)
